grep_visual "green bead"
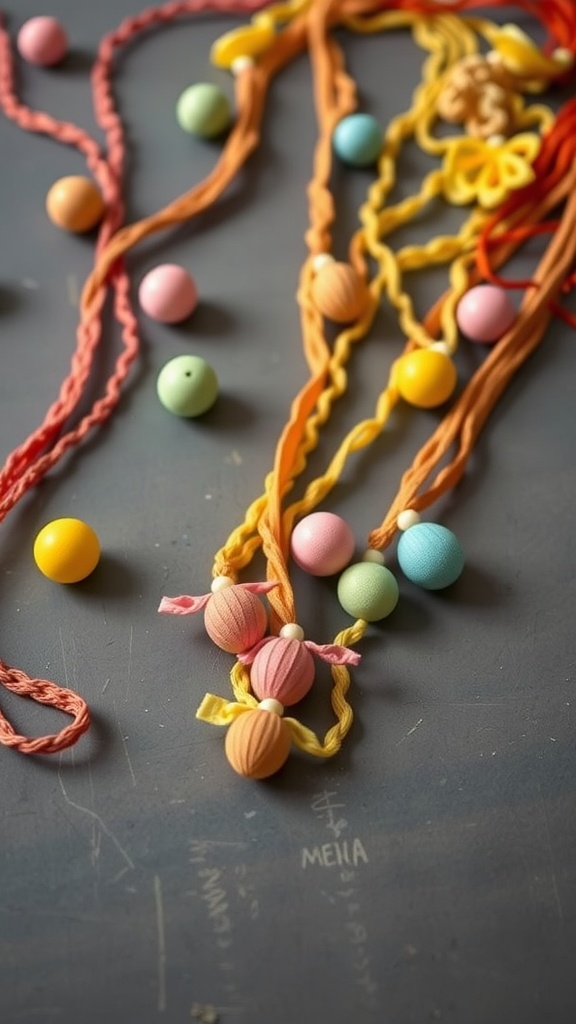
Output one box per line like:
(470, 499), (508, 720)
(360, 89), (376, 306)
(176, 83), (232, 138)
(337, 562), (399, 622)
(157, 355), (218, 417)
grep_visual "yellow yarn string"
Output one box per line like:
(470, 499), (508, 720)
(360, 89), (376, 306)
(200, 6), (559, 765)
(196, 620), (367, 757)
(213, 7), (481, 577)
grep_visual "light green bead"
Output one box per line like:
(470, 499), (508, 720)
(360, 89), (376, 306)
(157, 355), (218, 417)
(176, 83), (232, 138)
(337, 562), (399, 622)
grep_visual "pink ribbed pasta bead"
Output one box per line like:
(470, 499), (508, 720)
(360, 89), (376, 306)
(250, 637), (315, 706)
(225, 709), (292, 779)
(204, 586), (267, 653)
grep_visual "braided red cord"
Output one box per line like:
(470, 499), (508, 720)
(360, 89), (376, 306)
(0, 0), (268, 754)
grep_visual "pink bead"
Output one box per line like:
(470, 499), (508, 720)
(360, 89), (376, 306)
(204, 587), (267, 654)
(17, 17), (68, 67)
(138, 264), (198, 324)
(456, 284), (516, 344)
(250, 637), (315, 706)
(290, 511), (355, 576)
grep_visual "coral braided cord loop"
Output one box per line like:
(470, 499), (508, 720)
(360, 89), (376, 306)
(0, 659), (90, 754)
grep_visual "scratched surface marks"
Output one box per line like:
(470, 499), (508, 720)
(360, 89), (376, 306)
(1, 2), (576, 1023)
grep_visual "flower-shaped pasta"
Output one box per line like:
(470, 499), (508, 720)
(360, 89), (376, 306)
(442, 132), (541, 209)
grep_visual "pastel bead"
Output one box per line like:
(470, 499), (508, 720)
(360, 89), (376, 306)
(456, 284), (516, 344)
(17, 16), (68, 66)
(333, 113), (382, 167)
(397, 522), (464, 589)
(395, 348), (457, 408)
(139, 264), (198, 323)
(337, 562), (399, 622)
(290, 511), (355, 577)
(204, 587), (267, 653)
(33, 518), (100, 584)
(311, 261), (370, 322)
(250, 637), (315, 706)
(46, 176), (105, 233)
(225, 708), (292, 779)
(157, 355), (218, 417)
(176, 83), (232, 138)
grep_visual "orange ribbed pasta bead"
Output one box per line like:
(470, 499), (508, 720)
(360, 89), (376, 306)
(310, 260), (370, 322)
(224, 709), (292, 779)
(204, 586), (267, 653)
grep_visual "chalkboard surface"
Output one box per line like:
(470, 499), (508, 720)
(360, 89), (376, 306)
(1, 3), (575, 1023)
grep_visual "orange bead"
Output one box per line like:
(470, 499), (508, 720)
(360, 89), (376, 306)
(224, 709), (292, 779)
(310, 261), (370, 322)
(46, 175), (105, 233)
(204, 586), (267, 653)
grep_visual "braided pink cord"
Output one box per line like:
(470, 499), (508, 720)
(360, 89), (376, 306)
(0, 0), (270, 754)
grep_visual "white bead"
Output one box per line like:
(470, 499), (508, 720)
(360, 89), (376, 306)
(430, 340), (451, 356)
(231, 55), (255, 75)
(259, 698), (284, 716)
(361, 548), (385, 565)
(211, 575), (235, 593)
(312, 253), (335, 273)
(280, 622), (305, 641)
(397, 509), (421, 531)
(552, 48), (573, 66)
(487, 134), (506, 148)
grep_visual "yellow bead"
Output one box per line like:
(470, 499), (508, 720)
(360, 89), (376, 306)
(33, 518), (101, 583)
(395, 348), (457, 409)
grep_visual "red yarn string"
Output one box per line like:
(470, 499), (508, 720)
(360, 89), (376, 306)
(0, 0), (269, 755)
(476, 101), (576, 299)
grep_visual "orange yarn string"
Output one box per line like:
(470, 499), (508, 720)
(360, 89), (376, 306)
(368, 156), (576, 550)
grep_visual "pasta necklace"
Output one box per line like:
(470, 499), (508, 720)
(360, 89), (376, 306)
(0, 0), (575, 776)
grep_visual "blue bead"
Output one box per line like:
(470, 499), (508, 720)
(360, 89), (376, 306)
(397, 523), (464, 590)
(333, 114), (382, 168)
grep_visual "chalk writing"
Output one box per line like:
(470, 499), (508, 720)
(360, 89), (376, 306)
(301, 838), (369, 869)
(303, 790), (379, 1010)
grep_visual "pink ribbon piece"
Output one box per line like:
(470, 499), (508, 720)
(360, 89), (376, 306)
(158, 580), (278, 615)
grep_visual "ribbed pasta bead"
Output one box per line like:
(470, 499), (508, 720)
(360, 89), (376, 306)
(397, 522), (464, 589)
(337, 562), (399, 622)
(310, 261), (370, 322)
(395, 348), (457, 408)
(204, 586), (267, 653)
(250, 637), (315, 706)
(225, 708), (292, 779)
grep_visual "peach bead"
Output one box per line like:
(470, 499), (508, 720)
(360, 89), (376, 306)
(250, 636), (315, 706)
(225, 708), (292, 779)
(204, 586), (267, 653)
(456, 284), (516, 344)
(291, 511), (355, 576)
(46, 176), (105, 233)
(17, 16), (68, 67)
(310, 261), (370, 322)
